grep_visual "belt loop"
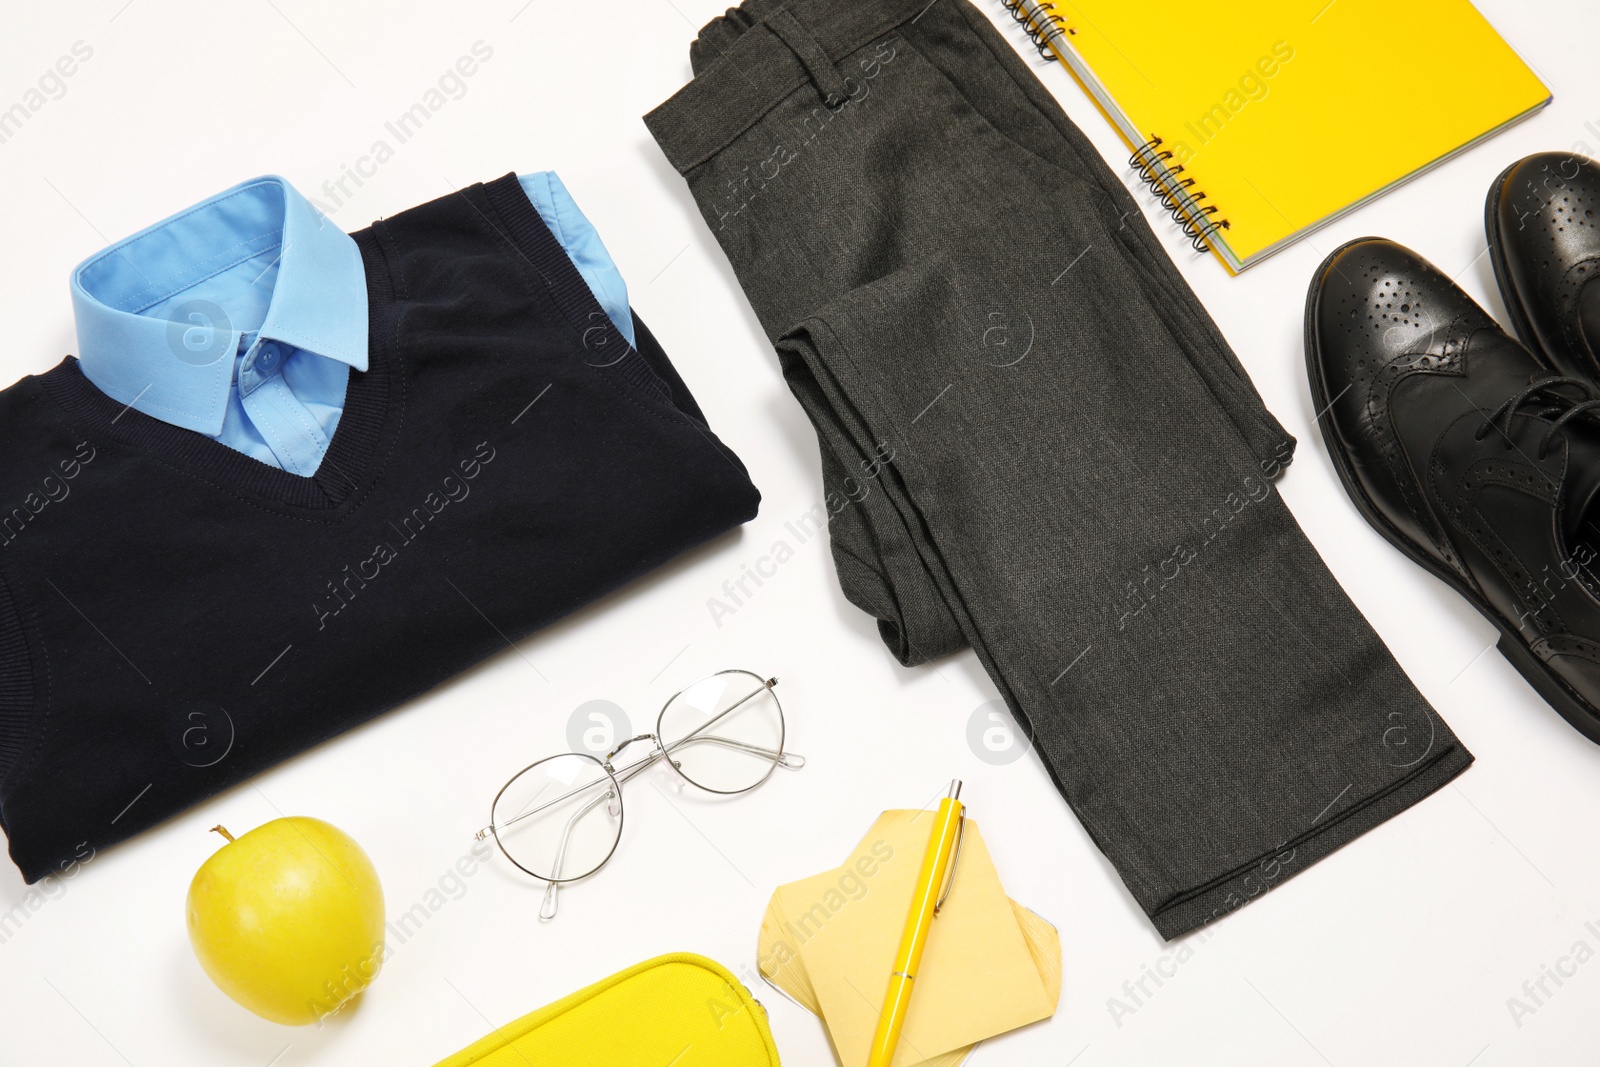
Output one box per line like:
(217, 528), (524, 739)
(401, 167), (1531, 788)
(764, 8), (850, 107)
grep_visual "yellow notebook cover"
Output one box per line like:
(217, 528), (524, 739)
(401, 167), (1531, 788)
(1012, 0), (1550, 271)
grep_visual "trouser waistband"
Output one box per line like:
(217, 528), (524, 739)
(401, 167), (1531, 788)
(644, 0), (930, 174)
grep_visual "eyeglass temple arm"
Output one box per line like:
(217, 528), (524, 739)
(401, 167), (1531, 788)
(539, 785), (614, 921)
(478, 750), (663, 838)
(477, 737), (802, 838)
(515, 681), (790, 812)
(476, 678), (792, 837)
(662, 734), (805, 768)
(646, 676), (802, 767)
(609, 746), (668, 787)
(661, 676), (778, 754)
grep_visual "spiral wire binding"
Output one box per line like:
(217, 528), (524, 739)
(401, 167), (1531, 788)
(998, 2), (1230, 257)
(1129, 137), (1231, 254)
(1001, 0), (1068, 61)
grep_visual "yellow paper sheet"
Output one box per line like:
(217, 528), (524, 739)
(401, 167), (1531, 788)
(759, 895), (1059, 1067)
(757, 811), (1058, 1067)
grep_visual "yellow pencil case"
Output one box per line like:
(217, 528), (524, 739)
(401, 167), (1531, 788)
(431, 952), (781, 1067)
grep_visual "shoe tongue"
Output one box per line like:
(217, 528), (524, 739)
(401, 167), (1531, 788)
(1561, 417), (1600, 549)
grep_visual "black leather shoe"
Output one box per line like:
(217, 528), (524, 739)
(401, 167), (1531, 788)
(1488, 151), (1600, 381)
(1306, 236), (1600, 743)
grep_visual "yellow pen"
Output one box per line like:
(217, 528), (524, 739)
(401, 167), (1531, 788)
(867, 780), (965, 1067)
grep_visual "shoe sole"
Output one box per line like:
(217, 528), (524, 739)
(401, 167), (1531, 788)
(1303, 237), (1600, 744)
(1484, 160), (1544, 358)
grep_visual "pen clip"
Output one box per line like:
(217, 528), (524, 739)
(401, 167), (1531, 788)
(934, 811), (965, 914)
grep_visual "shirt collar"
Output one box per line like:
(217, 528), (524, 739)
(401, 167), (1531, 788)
(70, 175), (367, 436)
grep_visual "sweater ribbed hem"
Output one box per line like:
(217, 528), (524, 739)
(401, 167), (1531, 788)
(0, 567), (34, 785)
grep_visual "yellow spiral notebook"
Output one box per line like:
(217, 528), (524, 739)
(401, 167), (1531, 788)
(1005, 0), (1551, 272)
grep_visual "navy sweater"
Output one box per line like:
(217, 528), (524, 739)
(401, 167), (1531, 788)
(0, 174), (759, 882)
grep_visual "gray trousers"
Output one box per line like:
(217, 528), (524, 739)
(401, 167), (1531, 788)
(646, 0), (1472, 938)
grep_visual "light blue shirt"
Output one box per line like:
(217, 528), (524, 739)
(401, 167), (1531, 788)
(71, 172), (634, 476)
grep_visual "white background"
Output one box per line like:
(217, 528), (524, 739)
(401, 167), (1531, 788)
(0, 1), (1595, 1064)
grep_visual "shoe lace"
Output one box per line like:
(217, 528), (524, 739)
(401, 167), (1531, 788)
(1472, 375), (1600, 459)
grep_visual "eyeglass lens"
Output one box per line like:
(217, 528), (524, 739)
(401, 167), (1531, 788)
(490, 752), (622, 884)
(658, 670), (785, 794)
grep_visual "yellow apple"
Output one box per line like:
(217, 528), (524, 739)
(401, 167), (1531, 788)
(186, 817), (385, 1026)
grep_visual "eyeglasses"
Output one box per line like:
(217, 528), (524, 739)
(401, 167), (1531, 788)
(476, 670), (804, 919)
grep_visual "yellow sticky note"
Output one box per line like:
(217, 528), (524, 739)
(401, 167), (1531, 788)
(762, 811), (1057, 1067)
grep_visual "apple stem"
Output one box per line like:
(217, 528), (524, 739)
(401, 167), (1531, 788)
(210, 824), (235, 843)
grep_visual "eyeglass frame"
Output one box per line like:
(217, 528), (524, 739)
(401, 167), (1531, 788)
(474, 669), (804, 917)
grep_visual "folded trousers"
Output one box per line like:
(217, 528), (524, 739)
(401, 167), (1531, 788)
(646, 0), (1472, 938)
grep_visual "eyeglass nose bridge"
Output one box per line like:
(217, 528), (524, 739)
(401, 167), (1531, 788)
(603, 732), (658, 767)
